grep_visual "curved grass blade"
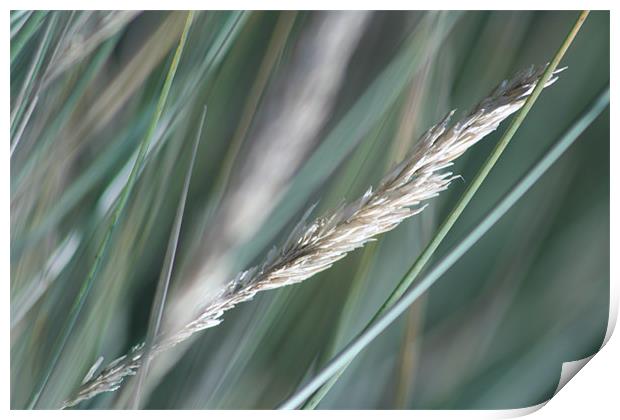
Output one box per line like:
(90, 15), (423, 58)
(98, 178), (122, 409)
(279, 83), (608, 409)
(25, 11), (195, 409)
(128, 106), (207, 409)
(295, 10), (590, 409)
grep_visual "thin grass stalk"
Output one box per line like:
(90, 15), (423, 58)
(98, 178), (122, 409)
(10, 13), (56, 136)
(10, 12), (76, 157)
(10, 95), (39, 157)
(11, 11), (33, 38)
(128, 106), (207, 409)
(64, 61), (562, 408)
(278, 84), (608, 409)
(10, 11), (48, 63)
(25, 12), (195, 409)
(298, 10), (590, 409)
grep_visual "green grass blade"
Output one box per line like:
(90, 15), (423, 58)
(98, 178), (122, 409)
(10, 10), (48, 63)
(11, 35), (118, 196)
(179, 11), (250, 98)
(206, 11), (297, 210)
(12, 106), (152, 254)
(25, 11), (195, 409)
(279, 83), (608, 410)
(295, 10), (590, 409)
(129, 106), (207, 409)
(10, 12), (57, 141)
(11, 11), (32, 34)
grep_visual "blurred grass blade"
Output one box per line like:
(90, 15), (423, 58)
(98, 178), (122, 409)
(10, 12), (56, 138)
(10, 10), (75, 154)
(42, 11), (140, 86)
(129, 106), (207, 409)
(11, 11), (33, 37)
(11, 35), (118, 197)
(25, 11), (195, 409)
(295, 10), (590, 409)
(10, 102), (151, 260)
(207, 11), (297, 206)
(174, 11), (249, 103)
(279, 82), (608, 410)
(11, 11), (48, 63)
(11, 230), (81, 328)
(10, 94), (38, 157)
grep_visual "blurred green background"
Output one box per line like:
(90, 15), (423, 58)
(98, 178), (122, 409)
(10, 10), (609, 409)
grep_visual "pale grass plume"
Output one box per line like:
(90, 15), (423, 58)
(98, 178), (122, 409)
(62, 64), (562, 408)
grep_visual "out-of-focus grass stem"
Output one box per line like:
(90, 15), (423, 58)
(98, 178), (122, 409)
(129, 106), (207, 409)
